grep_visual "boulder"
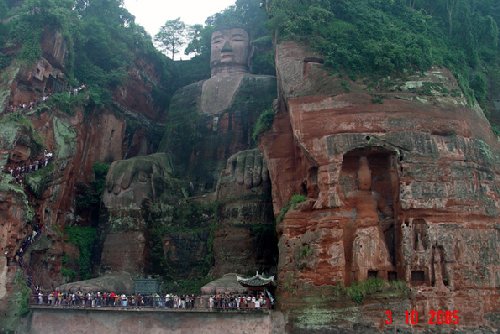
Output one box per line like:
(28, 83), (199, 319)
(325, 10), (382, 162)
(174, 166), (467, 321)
(57, 271), (134, 294)
(200, 273), (247, 295)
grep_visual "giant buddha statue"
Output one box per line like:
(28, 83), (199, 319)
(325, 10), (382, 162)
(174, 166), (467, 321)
(160, 26), (276, 194)
(159, 26), (277, 277)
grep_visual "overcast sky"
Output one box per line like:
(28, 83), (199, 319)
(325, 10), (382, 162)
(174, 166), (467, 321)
(123, 0), (237, 37)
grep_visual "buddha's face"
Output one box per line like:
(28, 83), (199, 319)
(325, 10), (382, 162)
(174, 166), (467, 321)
(210, 28), (250, 75)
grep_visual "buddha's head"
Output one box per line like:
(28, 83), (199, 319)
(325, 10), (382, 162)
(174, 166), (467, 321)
(210, 27), (250, 76)
(357, 156), (372, 191)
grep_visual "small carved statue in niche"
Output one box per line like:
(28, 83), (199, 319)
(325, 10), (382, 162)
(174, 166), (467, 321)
(412, 219), (428, 251)
(350, 156), (393, 280)
(432, 245), (448, 289)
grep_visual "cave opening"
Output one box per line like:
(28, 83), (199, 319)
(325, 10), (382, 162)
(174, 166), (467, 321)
(411, 270), (426, 284)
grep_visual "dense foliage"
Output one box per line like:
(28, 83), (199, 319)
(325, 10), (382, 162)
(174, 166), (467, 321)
(252, 108), (275, 141)
(66, 226), (97, 280)
(146, 201), (216, 280)
(267, 0), (499, 110)
(0, 0), (173, 106)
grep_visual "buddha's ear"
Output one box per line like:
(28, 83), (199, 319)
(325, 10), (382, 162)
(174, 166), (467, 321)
(248, 44), (255, 72)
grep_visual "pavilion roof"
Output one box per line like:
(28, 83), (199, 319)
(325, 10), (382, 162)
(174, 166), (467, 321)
(237, 272), (275, 288)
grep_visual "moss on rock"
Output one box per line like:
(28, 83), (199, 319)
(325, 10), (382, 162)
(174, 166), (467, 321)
(0, 174), (34, 221)
(25, 164), (54, 198)
(0, 271), (31, 333)
(53, 117), (76, 159)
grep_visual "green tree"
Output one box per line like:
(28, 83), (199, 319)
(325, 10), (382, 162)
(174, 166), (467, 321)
(155, 18), (187, 60)
(0, 0), (8, 19)
(184, 24), (204, 56)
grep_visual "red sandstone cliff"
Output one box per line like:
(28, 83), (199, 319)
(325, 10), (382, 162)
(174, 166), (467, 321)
(0, 28), (171, 324)
(261, 41), (500, 332)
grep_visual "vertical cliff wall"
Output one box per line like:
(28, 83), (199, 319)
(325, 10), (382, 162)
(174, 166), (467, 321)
(261, 41), (500, 332)
(0, 24), (172, 330)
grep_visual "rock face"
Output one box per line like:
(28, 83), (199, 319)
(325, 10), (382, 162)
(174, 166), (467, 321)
(0, 27), (172, 330)
(261, 41), (500, 331)
(57, 271), (134, 294)
(101, 153), (175, 273)
(212, 149), (277, 277)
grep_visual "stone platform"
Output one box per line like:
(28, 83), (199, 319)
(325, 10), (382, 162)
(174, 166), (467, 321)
(29, 306), (272, 334)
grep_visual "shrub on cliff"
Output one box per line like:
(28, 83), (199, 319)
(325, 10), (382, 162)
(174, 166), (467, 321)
(25, 164), (54, 199)
(277, 193), (307, 223)
(66, 226), (97, 280)
(346, 277), (384, 304)
(252, 108), (275, 141)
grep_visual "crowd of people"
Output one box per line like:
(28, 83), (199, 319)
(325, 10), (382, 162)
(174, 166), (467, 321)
(209, 292), (272, 310)
(3, 84), (86, 114)
(15, 224), (42, 265)
(3, 150), (54, 184)
(32, 290), (273, 311)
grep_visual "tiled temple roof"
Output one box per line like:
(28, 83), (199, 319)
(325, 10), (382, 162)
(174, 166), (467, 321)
(237, 272), (275, 287)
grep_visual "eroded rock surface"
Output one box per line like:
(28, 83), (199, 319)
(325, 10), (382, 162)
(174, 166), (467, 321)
(261, 41), (500, 332)
(212, 149), (276, 277)
(57, 271), (134, 294)
(0, 26), (172, 330)
(101, 153), (175, 273)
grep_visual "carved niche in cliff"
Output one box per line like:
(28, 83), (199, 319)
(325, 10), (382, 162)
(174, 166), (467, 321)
(339, 147), (400, 284)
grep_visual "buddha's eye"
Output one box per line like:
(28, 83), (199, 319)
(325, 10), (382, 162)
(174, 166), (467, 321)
(232, 35), (245, 42)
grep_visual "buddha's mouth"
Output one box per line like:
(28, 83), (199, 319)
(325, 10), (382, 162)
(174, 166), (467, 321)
(221, 53), (233, 62)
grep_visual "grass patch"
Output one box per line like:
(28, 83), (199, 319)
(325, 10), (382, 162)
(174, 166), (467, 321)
(346, 278), (384, 304)
(388, 280), (410, 298)
(277, 194), (307, 223)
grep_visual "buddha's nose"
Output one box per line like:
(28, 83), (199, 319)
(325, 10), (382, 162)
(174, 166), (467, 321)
(221, 41), (233, 52)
